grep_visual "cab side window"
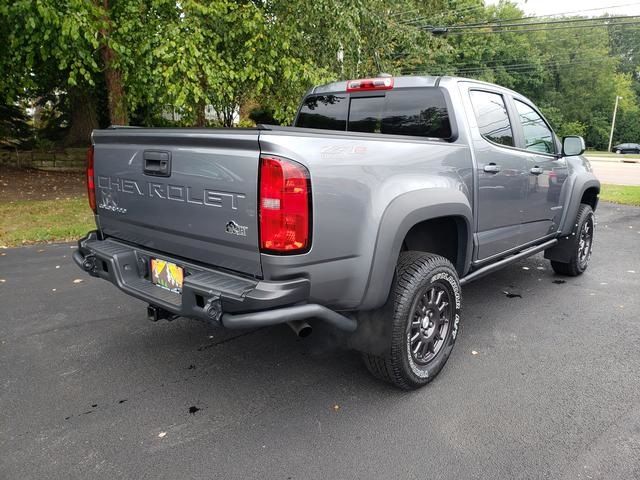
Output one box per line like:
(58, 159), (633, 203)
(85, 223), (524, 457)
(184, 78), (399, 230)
(469, 90), (514, 147)
(514, 100), (555, 154)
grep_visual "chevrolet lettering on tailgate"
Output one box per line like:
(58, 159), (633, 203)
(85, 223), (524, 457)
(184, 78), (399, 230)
(97, 176), (246, 209)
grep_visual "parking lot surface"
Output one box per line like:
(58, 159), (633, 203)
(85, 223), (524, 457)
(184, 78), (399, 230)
(588, 158), (640, 186)
(1, 202), (639, 480)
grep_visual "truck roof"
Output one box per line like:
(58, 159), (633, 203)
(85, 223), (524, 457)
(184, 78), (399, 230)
(310, 75), (523, 99)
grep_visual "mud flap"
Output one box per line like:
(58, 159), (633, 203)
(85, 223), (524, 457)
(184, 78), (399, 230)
(544, 234), (575, 263)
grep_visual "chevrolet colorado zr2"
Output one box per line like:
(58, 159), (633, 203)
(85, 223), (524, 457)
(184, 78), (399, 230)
(74, 75), (600, 389)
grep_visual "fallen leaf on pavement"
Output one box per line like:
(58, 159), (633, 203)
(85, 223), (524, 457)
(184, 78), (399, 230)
(503, 291), (522, 298)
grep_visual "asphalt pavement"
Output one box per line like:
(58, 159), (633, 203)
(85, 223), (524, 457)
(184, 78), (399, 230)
(587, 157), (640, 186)
(1, 202), (640, 480)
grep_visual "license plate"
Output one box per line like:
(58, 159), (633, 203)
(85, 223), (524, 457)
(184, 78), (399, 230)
(150, 258), (184, 293)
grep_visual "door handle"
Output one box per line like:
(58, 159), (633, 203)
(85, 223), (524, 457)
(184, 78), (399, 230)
(530, 166), (543, 175)
(143, 151), (171, 177)
(483, 163), (501, 173)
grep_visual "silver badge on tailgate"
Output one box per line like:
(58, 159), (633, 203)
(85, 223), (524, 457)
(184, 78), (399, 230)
(225, 221), (248, 237)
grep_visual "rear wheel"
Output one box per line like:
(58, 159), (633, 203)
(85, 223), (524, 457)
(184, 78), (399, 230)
(361, 252), (461, 390)
(551, 204), (595, 276)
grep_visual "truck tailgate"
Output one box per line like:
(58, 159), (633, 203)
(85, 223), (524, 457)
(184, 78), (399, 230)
(92, 129), (261, 277)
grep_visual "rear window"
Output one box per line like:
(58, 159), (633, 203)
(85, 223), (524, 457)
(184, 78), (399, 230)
(469, 90), (514, 147)
(295, 88), (452, 139)
(295, 94), (348, 131)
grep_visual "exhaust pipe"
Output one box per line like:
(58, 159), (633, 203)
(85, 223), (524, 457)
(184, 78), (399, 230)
(287, 320), (312, 338)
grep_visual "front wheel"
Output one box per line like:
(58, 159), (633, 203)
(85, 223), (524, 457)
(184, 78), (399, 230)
(361, 252), (461, 390)
(551, 204), (595, 276)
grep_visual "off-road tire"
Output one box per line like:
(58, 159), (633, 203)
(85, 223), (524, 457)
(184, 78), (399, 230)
(551, 204), (595, 276)
(362, 252), (461, 390)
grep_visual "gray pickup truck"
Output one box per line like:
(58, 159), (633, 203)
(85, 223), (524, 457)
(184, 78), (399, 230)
(74, 75), (600, 389)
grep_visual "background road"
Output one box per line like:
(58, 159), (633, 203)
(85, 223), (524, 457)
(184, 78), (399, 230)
(587, 156), (640, 186)
(1, 202), (639, 480)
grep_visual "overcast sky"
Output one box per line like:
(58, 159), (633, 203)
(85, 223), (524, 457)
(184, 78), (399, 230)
(485, 0), (640, 16)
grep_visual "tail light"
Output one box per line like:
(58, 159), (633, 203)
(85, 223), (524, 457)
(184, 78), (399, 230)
(259, 154), (311, 254)
(86, 145), (96, 213)
(346, 77), (394, 92)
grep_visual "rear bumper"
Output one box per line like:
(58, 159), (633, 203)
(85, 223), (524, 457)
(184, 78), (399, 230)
(73, 232), (356, 332)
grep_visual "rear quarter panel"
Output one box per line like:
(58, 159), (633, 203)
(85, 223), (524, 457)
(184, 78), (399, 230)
(259, 129), (473, 310)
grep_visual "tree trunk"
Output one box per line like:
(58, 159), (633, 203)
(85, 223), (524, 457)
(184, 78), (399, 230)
(223, 105), (235, 127)
(195, 101), (206, 127)
(99, 0), (128, 125)
(65, 87), (99, 147)
(101, 44), (127, 125)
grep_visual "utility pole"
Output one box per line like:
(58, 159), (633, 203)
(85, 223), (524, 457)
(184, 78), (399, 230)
(608, 96), (622, 153)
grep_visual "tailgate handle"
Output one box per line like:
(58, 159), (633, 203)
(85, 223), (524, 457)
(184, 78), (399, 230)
(143, 151), (171, 177)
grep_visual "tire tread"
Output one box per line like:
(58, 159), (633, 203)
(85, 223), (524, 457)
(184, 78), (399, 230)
(362, 252), (458, 390)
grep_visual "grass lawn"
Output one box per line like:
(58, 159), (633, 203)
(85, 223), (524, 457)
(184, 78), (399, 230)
(0, 184), (639, 248)
(0, 197), (94, 247)
(586, 150), (640, 160)
(600, 184), (640, 207)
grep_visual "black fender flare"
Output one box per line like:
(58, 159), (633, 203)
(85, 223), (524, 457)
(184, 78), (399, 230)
(545, 173), (599, 263)
(359, 188), (473, 310)
(558, 174), (600, 237)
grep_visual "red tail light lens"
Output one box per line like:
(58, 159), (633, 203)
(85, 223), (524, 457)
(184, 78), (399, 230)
(86, 146), (96, 213)
(259, 155), (311, 253)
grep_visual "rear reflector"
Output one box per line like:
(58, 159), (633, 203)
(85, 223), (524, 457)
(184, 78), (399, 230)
(346, 77), (394, 92)
(259, 155), (311, 254)
(86, 146), (96, 213)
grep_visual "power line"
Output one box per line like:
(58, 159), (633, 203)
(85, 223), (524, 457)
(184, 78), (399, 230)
(430, 2), (640, 29)
(403, 62), (605, 76)
(453, 57), (615, 73)
(440, 20), (640, 35)
(442, 14), (640, 30)
(390, 25), (623, 59)
(401, 56), (620, 75)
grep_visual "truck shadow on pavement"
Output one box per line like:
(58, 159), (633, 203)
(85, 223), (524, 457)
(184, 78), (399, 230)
(88, 252), (565, 410)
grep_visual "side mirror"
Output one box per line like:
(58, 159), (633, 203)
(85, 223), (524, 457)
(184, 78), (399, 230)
(562, 136), (585, 156)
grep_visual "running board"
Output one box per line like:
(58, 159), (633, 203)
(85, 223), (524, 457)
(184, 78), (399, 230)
(460, 239), (558, 286)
